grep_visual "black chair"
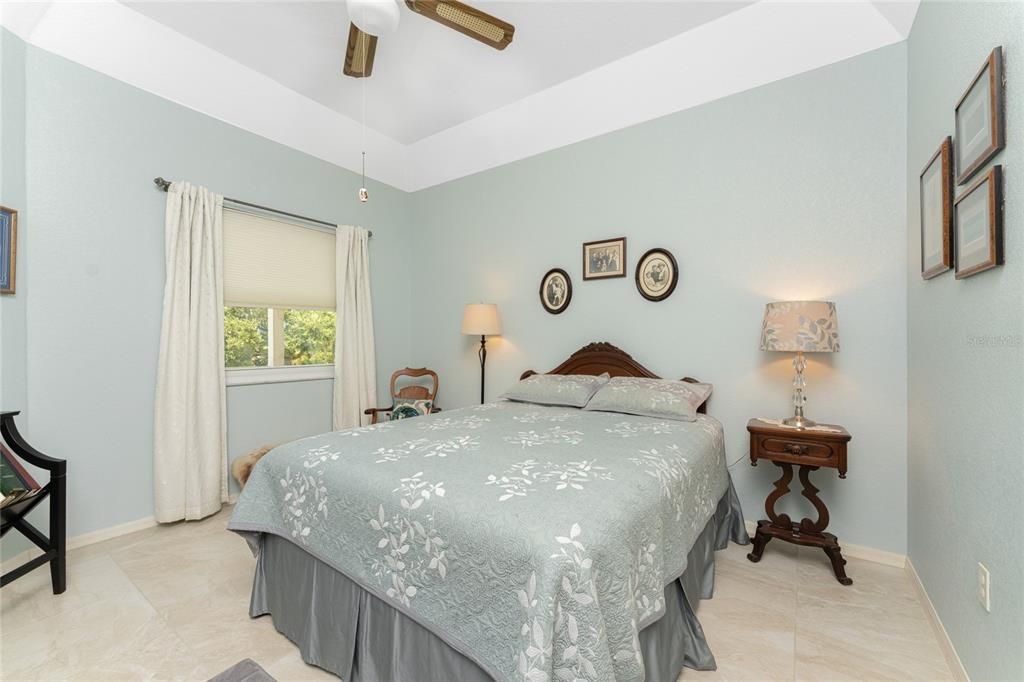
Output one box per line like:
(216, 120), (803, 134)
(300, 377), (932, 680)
(1, 411), (66, 594)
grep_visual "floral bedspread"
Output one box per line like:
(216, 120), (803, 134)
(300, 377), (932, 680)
(229, 400), (729, 682)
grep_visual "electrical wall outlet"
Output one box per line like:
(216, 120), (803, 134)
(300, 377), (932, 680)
(977, 562), (991, 613)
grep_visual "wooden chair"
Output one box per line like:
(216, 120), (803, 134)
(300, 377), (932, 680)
(364, 368), (440, 424)
(1, 411), (66, 594)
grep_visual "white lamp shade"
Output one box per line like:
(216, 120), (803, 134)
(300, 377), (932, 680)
(348, 0), (401, 36)
(462, 304), (501, 336)
(760, 301), (840, 352)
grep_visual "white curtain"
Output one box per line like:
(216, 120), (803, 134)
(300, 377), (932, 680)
(333, 225), (377, 430)
(154, 182), (227, 523)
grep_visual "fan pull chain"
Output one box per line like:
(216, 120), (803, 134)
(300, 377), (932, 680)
(359, 28), (369, 203)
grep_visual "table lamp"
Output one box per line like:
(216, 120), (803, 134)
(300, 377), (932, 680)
(461, 304), (502, 404)
(760, 301), (839, 428)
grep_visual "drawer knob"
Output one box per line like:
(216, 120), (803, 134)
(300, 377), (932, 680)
(783, 443), (808, 455)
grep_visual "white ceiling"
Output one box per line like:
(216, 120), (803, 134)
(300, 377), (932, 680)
(123, 1), (756, 144)
(1, 1), (918, 191)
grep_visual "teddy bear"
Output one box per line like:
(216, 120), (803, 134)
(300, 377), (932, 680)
(231, 444), (276, 489)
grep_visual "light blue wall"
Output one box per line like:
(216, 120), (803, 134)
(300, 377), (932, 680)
(225, 380), (334, 497)
(410, 45), (910, 554)
(906, 2), (1024, 679)
(0, 35), (413, 555)
(0, 29), (29, 423)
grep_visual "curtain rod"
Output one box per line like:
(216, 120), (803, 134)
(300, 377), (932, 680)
(152, 177), (372, 238)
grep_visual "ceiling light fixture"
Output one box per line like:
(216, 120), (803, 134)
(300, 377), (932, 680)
(359, 152), (368, 203)
(342, 1), (514, 80)
(348, 0), (401, 37)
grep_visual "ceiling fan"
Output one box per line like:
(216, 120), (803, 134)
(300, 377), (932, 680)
(343, 0), (515, 78)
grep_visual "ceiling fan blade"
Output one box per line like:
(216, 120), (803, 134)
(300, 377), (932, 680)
(343, 23), (378, 78)
(405, 0), (514, 50)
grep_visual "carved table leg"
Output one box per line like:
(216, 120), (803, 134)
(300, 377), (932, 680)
(824, 542), (853, 586)
(748, 463), (794, 563)
(746, 521), (772, 562)
(797, 465), (829, 534)
(764, 462), (794, 528)
(747, 462), (853, 585)
(797, 465), (852, 586)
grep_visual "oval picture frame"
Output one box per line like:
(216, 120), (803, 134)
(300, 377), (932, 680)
(539, 268), (572, 314)
(635, 248), (678, 302)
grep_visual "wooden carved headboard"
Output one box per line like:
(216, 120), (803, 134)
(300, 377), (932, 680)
(520, 342), (709, 414)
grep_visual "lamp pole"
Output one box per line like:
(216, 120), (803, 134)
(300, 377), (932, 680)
(477, 335), (487, 404)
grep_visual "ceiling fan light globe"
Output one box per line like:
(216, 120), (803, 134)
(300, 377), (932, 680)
(348, 0), (401, 36)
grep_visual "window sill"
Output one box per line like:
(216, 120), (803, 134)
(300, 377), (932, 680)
(226, 365), (334, 387)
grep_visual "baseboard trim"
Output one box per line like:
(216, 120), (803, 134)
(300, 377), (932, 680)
(69, 515), (158, 551)
(2, 515), (157, 575)
(743, 519), (906, 568)
(0, 500), (246, 576)
(906, 558), (970, 682)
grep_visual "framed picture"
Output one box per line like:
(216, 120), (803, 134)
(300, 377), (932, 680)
(0, 206), (16, 295)
(955, 47), (1004, 185)
(635, 248), (678, 301)
(954, 165), (1002, 279)
(539, 268), (572, 314)
(582, 237), (626, 280)
(919, 137), (953, 279)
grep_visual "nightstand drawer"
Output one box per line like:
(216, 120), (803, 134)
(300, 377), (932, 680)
(747, 419), (850, 477)
(755, 435), (838, 466)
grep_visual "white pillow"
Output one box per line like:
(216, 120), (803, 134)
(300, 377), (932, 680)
(501, 373), (611, 408)
(583, 377), (712, 421)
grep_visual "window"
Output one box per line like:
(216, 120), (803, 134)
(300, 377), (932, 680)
(222, 208), (336, 385)
(224, 307), (336, 368)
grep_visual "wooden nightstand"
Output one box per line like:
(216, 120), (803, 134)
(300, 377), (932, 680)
(745, 418), (853, 585)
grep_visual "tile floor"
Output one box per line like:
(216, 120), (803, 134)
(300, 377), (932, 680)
(0, 508), (954, 681)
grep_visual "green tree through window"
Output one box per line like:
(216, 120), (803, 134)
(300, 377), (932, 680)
(284, 309), (336, 366)
(225, 307), (268, 367)
(225, 306), (334, 368)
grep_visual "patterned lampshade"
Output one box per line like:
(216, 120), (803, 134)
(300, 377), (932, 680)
(760, 301), (840, 353)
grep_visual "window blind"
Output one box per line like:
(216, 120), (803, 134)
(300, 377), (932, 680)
(223, 208), (336, 310)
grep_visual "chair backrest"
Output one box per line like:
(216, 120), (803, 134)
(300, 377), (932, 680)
(391, 368), (439, 403)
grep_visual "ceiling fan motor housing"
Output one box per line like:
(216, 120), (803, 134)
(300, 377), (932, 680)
(348, 0), (401, 36)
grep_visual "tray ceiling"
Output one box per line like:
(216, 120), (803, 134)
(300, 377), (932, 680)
(1, 1), (918, 190)
(123, 1), (757, 144)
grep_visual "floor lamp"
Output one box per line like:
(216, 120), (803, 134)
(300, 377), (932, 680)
(461, 304), (502, 405)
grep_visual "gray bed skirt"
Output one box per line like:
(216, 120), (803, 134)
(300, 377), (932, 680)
(248, 476), (748, 681)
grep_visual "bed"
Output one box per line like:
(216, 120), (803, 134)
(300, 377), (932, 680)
(229, 342), (748, 681)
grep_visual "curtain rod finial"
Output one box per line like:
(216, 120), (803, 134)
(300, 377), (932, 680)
(153, 177), (171, 191)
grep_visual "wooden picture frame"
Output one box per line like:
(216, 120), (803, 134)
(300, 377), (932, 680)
(582, 237), (626, 280)
(919, 137), (954, 279)
(635, 248), (679, 301)
(0, 206), (17, 295)
(955, 47), (1005, 185)
(954, 165), (1003, 279)
(539, 268), (572, 314)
